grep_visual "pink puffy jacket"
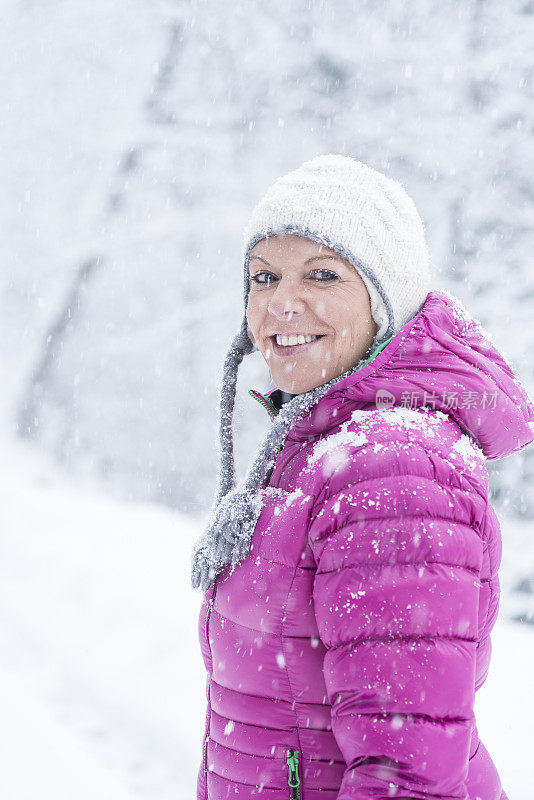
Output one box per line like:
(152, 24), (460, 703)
(197, 289), (534, 799)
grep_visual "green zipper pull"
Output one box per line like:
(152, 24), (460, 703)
(286, 749), (301, 799)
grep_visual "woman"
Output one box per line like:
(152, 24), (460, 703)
(191, 154), (534, 800)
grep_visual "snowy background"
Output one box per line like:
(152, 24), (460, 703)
(2, 0), (534, 797)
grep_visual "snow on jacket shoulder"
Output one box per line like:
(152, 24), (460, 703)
(196, 289), (534, 800)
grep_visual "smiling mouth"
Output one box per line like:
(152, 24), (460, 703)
(269, 334), (325, 356)
(271, 333), (322, 347)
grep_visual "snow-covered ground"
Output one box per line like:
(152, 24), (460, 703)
(0, 435), (205, 799)
(0, 433), (533, 799)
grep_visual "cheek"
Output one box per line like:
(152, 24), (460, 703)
(314, 299), (328, 317)
(312, 295), (345, 326)
(246, 297), (265, 337)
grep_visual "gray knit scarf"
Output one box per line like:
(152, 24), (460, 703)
(190, 314), (389, 592)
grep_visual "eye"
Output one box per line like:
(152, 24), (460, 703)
(310, 268), (339, 282)
(249, 271), (275, 286)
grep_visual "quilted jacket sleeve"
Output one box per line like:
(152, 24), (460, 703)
(307, 430), (485, 800)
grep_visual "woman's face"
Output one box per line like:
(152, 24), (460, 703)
(246, 234), (378, 394)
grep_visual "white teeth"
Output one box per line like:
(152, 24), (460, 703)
(275, 334), (319, 346)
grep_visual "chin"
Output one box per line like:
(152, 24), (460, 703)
(274, 374), (325, 394)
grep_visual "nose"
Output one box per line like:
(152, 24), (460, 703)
(267, 276), (307, 320)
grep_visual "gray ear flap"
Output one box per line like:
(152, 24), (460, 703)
(214, 316), (254, 505)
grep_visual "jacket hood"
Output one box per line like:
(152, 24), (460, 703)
(251, 289), (534, 461)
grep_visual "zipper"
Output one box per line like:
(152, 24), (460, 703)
(286, 749), (301, 799)
(203, 580), (218, 784)
(248, 388), (278, 418)
(248, 389), (285, 485)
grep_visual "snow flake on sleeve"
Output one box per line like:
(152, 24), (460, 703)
(284, 487), (306, 506)
(451, 432), (485, 470)
(373, 406), (443, 438)
(307, 427), (368, 468)
(261, 486), (311, 518)
(305, 415), (370, 479)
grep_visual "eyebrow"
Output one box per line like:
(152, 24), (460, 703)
(248, 254), (342, 267)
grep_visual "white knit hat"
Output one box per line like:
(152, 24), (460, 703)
(242, 153), (431, 345)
